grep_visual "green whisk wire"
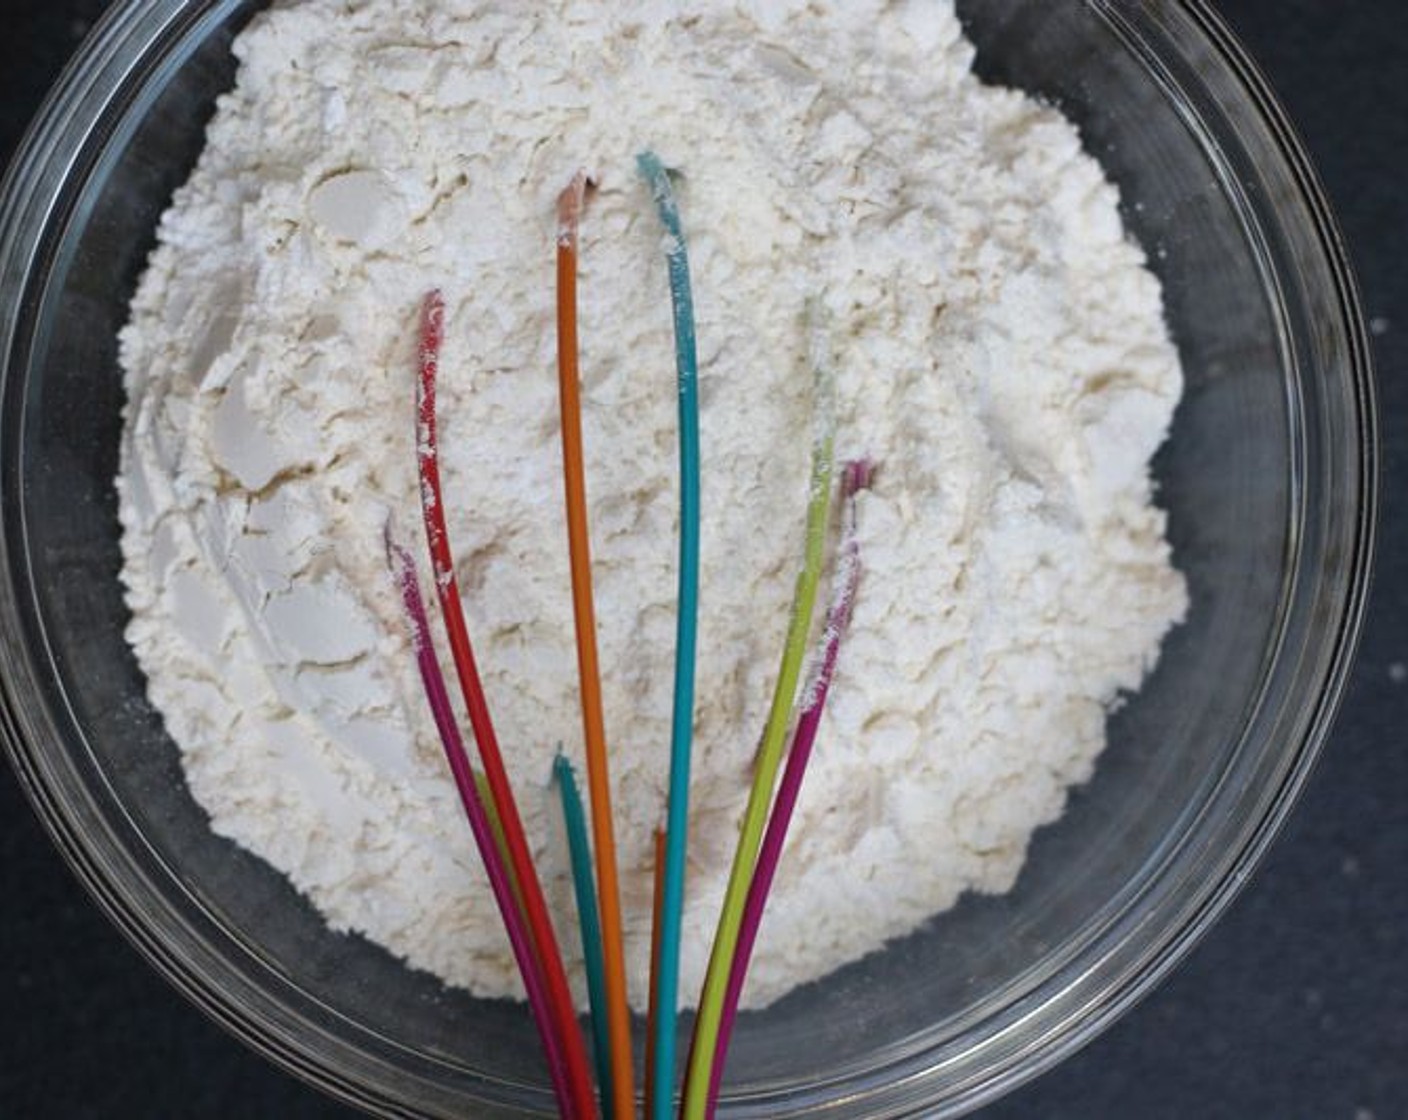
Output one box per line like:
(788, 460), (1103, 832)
(637, 149), (701, 1120)
(553, 753), (614, 1115)
(682, 308), (836, 1119)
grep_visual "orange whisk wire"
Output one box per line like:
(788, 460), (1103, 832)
(556, 171), (637, 1120)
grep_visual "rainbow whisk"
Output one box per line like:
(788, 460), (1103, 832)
(388, 159), (871, 1120)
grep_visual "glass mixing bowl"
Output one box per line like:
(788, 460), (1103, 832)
(0, 1), (1375, 1116)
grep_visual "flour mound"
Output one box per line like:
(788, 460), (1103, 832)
(118, 0), (1187, 1010)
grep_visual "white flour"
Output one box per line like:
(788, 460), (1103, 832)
(118, 0), (1187, 1010)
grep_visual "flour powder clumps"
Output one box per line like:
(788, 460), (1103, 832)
(117, 0), (1188, 1010)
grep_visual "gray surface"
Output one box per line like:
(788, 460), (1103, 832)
(2, 1), (1404, 1116)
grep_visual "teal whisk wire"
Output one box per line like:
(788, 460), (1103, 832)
(553, 752), (614, 1115)
(637, 149), (701, 1120)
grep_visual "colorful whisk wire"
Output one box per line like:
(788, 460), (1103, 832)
(644, 825), (668, 1116)
(637, 149), (703, 1120)
(555, 171), (636, 1119)
(386, 536), (575, 1117)
(682, 307), (837, 1119)
(706, 459), (873, 1114)
(415, 291), (598, 1118)
(553, 752), (614, 1114)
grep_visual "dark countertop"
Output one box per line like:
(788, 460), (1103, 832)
(2, 2), (1404, 1117)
